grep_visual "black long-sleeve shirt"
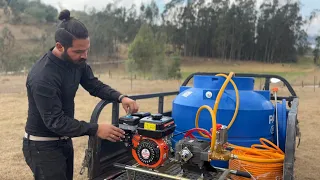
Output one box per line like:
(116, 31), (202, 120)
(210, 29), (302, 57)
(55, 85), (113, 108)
(25, 48), (122, 138)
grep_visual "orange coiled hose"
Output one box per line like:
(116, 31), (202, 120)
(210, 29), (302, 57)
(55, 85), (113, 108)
(228, 138), (285, 180)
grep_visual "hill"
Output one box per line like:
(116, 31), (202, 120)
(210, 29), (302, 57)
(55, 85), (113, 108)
(0, 7), (55, 45)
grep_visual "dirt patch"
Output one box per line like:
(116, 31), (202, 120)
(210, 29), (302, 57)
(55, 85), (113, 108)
(0, 75), (27, 94)
(0, 22), (51, 40)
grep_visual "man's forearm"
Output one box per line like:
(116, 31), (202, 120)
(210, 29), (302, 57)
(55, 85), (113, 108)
(81, 64), (123, 102)
(94, 82), (122, 102)
(43, 113), (98, 137)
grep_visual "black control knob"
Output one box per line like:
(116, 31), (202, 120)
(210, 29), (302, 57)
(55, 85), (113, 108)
(151, 113), (163, 120)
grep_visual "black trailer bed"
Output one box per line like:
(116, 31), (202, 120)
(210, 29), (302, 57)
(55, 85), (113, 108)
(110, 161), (224, 180)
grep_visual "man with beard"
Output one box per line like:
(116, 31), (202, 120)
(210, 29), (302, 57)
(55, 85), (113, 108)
(22, 9), (139, 180)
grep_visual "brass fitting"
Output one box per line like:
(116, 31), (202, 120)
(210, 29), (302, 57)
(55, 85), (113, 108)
(215, 143), (226, 154)
(206, 140), (232, 161)
(209, 150), (231, 161)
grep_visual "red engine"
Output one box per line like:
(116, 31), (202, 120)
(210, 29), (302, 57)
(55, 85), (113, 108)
(119, 113), (176, 168)
(132, 135), (170, 168)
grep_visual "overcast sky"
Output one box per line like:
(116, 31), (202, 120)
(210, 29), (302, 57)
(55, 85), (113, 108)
(41, 0), (320, 36)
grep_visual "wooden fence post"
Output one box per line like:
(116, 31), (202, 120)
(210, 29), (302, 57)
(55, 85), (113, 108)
(314, 76), (316, 92)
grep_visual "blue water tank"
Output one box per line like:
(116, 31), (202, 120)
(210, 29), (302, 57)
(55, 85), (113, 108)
(171, 75), (276, 167)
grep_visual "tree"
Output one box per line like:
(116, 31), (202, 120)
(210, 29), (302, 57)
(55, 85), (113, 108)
(167, 52), (182, 79)
(127, 24), (181, 80)
(141, 0), (159, 25)
(128, 24), (156, 77)
(0, 27), (15, 72)
(313, 36), (320, 64)
(151, 31), (167, 79)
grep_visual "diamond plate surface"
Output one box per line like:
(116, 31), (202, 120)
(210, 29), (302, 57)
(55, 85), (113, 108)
(113, 163), (223, 180)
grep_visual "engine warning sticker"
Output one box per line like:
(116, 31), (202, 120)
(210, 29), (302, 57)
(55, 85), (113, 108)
(182, 91), (192, 97)
(144, 122), (156, 131)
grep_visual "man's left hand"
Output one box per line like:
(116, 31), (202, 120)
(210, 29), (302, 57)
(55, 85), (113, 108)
(121, 97), (139, 114)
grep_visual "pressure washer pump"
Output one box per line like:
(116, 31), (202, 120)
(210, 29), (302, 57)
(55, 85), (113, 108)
(174, 124), (230, 173)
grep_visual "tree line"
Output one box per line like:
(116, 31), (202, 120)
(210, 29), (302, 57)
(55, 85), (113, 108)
(0, 0), (319, 73)
(77, 0), (318, 63)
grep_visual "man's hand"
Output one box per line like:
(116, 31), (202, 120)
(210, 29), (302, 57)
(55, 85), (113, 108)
(96, 124), (125, 142)
(121, 97), (139, 114)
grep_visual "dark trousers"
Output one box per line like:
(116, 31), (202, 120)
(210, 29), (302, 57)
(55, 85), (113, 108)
(22, 137), (74, 180)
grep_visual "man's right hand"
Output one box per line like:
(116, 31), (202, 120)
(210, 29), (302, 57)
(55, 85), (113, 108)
(96, 124), (125, 142)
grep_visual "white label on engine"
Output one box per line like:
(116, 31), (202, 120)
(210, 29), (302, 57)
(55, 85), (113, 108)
(188, 140), (194, 143)
(269, 115), (274, 124)
(182, 91), (192, 97)
(141, 149), (150, 159)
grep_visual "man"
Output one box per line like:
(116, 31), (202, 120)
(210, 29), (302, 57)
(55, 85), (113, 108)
(22, 9), (139, 180)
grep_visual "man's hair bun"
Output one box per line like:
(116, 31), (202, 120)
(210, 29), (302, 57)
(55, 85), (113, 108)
(58, 9), (71, 21)
(55, 8), (88, 48)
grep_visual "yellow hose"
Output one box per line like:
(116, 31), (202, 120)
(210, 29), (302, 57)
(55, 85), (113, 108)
(215, 73), (240, 130)
(195, 72), (238, 152)
(193, 72), (285, 164)
(195, 105), (217, 152)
